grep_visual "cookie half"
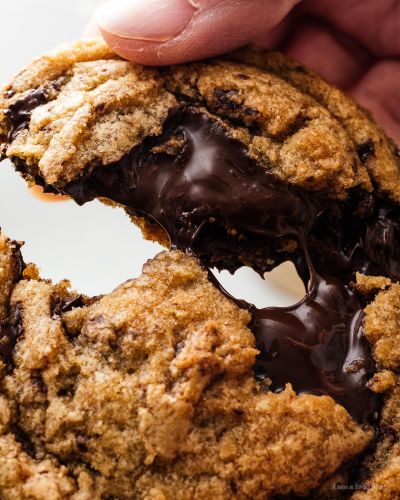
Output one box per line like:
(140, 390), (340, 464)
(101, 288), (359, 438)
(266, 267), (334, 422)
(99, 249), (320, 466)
(1, 234), (398, 499)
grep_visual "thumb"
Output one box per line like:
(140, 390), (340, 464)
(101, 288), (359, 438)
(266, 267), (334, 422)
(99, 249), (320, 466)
(95, 0), (299, 65)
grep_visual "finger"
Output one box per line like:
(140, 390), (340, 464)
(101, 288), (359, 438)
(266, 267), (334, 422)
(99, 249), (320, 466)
(95, 0), (300, 65)
(301, 0), (400, 56)
(253, 17), (293, 49)
(284, 20), (371, 89)
(350, 60), (400, 144)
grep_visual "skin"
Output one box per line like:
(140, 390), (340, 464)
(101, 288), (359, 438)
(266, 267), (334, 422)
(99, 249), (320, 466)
(91, 0), (400, 142)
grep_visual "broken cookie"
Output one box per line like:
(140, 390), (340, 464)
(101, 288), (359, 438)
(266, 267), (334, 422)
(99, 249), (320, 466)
(1, 39), (400, 498)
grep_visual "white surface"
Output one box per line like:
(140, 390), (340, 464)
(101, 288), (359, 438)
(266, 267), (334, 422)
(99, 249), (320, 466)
(0, 0), (305, 305)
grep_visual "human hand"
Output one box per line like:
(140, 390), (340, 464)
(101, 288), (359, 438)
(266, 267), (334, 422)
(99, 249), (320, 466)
(93, 0), (400, 142)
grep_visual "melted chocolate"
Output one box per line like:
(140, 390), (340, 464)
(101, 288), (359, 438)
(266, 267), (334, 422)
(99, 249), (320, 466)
(0, 303), (24, 367)
(252, 275), (375, 422)
(6, 87), (49, 141)
(51, 294), (84, 318)
(62, 109), (385, 421)
(0, 243), (24, 367)
(5, 98), (395, 420)
(67, 112), (321, 245)
(308, 191), (400, 283)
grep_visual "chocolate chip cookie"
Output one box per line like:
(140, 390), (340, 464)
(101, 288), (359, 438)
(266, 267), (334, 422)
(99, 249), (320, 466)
(1, 38), (400, 499)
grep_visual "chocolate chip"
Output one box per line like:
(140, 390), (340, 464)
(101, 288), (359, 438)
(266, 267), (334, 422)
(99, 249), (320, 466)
(0, 302), (24, 367)
(10, 424), (36, 457)
(31, 371), (47, 394)
(235, 73), (250, 80)
(357, 140), (375, 163)
(6, 86), (50, 141)
(52, 294), (84, 318)
(213, 88), (242, 112)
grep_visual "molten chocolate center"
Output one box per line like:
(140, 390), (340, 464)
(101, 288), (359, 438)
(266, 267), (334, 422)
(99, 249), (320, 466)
(60, 109), (396, 421)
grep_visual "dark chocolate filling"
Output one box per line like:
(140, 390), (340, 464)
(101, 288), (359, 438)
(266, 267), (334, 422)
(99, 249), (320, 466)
(7, 106), (400, 422)
(62, 109), (388, 422)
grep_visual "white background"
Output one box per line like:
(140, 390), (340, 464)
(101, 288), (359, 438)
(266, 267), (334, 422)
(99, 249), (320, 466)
(0, 0), (304, 305)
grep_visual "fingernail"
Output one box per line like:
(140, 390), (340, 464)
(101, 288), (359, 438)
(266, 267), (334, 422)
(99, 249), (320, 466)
(95, 0), (197, 42)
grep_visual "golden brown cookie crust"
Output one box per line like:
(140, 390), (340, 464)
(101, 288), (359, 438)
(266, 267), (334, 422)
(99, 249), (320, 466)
(0, 40), (176, 185)
(230, 48), (400, 202)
